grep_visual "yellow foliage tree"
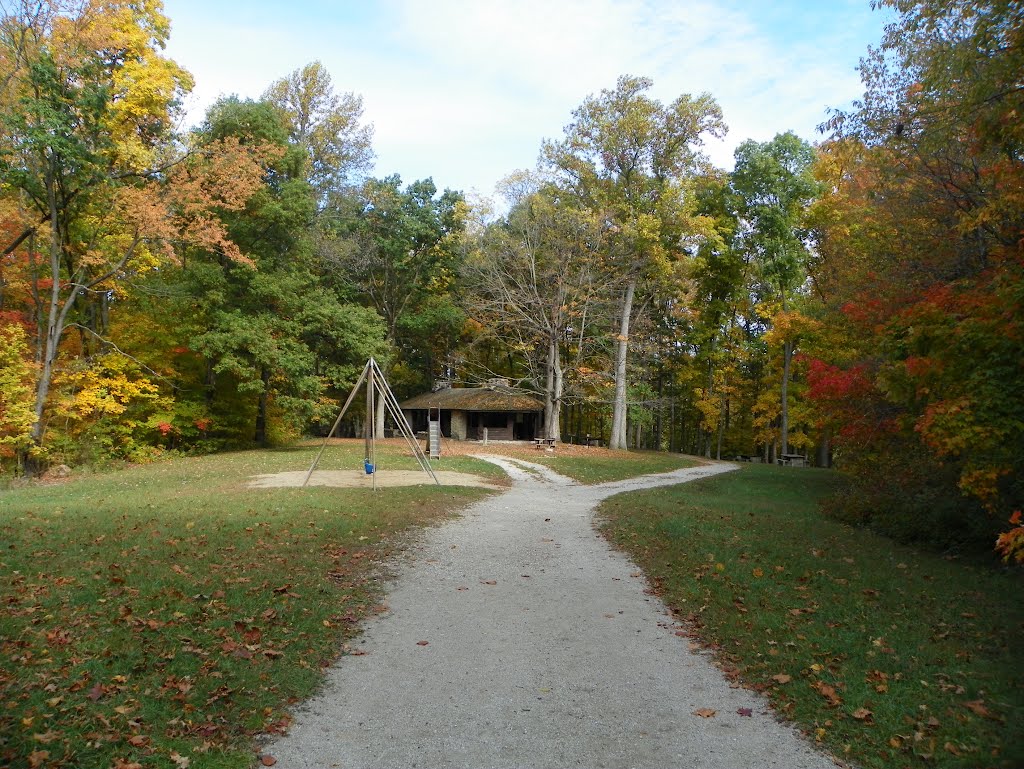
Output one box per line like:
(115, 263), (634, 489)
(0, 323), (36, 463)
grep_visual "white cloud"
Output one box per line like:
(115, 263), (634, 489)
(162, 0), (891, 196)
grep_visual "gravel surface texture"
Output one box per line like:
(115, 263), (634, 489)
(268, 456), (840, 769)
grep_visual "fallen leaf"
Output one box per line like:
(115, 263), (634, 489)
(737, 707), (753, 717)
(852, 708), (873, 721)
(456, 586), (469, 591)
(28, 751), (49, 769)
(944, 742), (962, 756)
(127, 735), (149, 747)
(416, 640), (429, 646)
(87, 682), (105, 701)
(480, 580), (497, 585)
(33, 731), (59, 744)
(771, 673), (792, 684)
(812, 680), (843, 707)
(170, 751), (190, 769)
(693, 708), (717, 718)
(752, 568), (764, 578)
(962, 699), (992, 718)
(260, 756), (277, 767)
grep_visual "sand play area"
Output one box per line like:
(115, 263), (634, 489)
(248, 468), (505, 490)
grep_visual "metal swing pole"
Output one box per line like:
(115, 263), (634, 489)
(368, 362), (377, 492)
(371, 358), (440, 485)
(302, 360), (371, 487)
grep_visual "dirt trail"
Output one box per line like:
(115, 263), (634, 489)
(268, 456), (839, 769)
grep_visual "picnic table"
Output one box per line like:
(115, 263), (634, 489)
(533, 437), (557, 449)
(778, 453), (808, 467)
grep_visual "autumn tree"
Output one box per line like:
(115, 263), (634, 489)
(810, 0), (1024, 552)
(0, 0), (274, 468)
(543, 75), (725, 449)
(463, 173), (603, 440)
(263, 60), (374, 203)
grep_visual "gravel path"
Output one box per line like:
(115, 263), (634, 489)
(268, 457), (838, 769)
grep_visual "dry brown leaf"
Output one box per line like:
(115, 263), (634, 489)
(852, 707), (873, 721)
(812, 680), (843, 706)
(260, 755), (277, 766)
(962, 699), (992, 718)
(693, 708), (717, 718)
(416, 640), (429, 646)
(771, 673), (792, 684)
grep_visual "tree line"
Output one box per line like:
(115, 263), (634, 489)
(0, 0), (1020, 559)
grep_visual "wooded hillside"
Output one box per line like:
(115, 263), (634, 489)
(1, 0), (1020, 558)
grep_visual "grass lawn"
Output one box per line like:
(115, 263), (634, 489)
(436, 441), (698, 484)
(0, 442), (496, 769)
(598, 463), (1024, 769)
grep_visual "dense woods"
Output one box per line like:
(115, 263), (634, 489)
(0, 0), (1020, 558)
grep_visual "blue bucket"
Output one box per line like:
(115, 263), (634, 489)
(364, 460), (375, 475)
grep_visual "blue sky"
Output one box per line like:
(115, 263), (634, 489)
(161, 0), (895, 200)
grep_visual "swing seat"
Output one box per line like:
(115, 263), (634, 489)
(364, 460), (375, 475)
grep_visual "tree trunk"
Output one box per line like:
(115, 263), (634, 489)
(254, 367), (271, 445)
(27, 164), (72, 471)
(544, 337), (563, 440)
(375, 382), (386, 438)
(816, 428), (831, 468)
(609, 277), (636, 450)
(655, 371), (663, 450)
(780, 338), (793, 456)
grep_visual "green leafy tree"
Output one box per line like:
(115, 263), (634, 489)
(730, 131), (820, 456)
(542, 75), (725, 449)
(179, 97), (386, 446)
(322, 174), (465, 413)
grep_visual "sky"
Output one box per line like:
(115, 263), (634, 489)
(161, 0), (896, 200)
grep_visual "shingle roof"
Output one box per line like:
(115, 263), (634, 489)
(399, 387), (544, 412)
